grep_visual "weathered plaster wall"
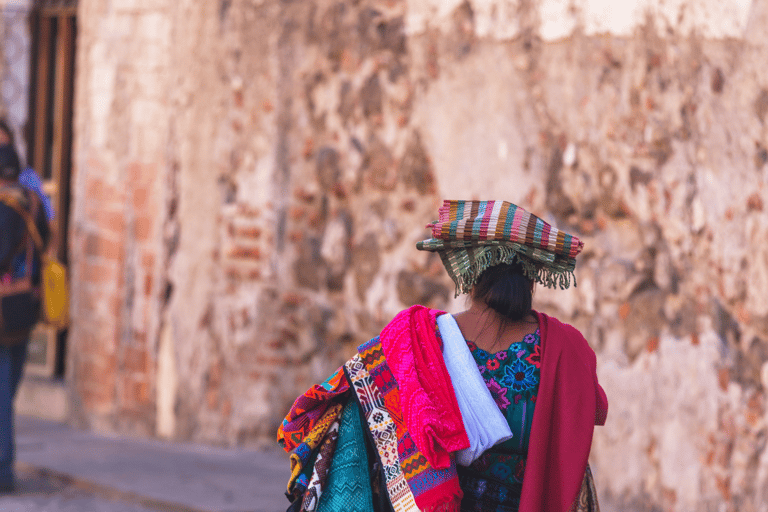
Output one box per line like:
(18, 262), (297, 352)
(70, 0), (768, 510)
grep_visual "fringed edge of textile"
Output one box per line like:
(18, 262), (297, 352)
(439, 244), (577, 298)
(421, 494), (463, 512)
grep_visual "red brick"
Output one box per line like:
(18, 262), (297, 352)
(95, 210), (126, 236)
(233, 226), (262, 239)
(132, 185), (151, 209)
(127, 161), (159, 184)
(206, 389), (219, 409)
(142, 252), (155, 268)
(134, 216), (154, 241)
(82, 261), (120, 285)
(144, 273), (153, 295)
(227, 245), (261, 260)
(718, 368), (730, 391)
(122, 346), (149, 374)
(122, 377), (151, 406)
(747, 192), (764, 212)
(84, 232), (124, 260)
(79, 384), (116, 409)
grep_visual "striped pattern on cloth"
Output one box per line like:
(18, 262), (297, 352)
(417, 200), (584, 294)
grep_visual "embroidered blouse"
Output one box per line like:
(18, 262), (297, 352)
(464, 328), (542, 486)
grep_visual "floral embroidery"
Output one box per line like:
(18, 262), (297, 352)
(489, 462), (513, 480)
(503, 359), (537, 392)
(486, 379), (511, 410)
(525, 344), (542, 368)
(514, 459), (526, 481)
(523, 331), (539, 344)
(466, 327), (541, 486)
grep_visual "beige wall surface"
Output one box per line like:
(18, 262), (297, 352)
(69, 0), (768, 510)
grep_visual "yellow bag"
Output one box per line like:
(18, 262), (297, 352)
(42, 255), (69, 329)
(0, 188), (69, 330)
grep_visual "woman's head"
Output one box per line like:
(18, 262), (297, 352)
(0, 144), (21, 181)
(417, 199), (584, 297)
(471, 260), (533, 321)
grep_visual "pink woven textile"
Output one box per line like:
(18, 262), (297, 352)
(519, 312), (608, 512)
(378, 305), (470, 470)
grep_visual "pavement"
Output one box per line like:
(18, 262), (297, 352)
(5, 415), (292, 512)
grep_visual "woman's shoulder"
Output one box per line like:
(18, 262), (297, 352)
(536, 311), (595, 357)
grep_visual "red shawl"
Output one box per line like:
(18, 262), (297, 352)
(379, 305), (470, 470)
(519, 312), (609, 512)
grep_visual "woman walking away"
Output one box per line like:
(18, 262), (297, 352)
(277, 199), (608, 512)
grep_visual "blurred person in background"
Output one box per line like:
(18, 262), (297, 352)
(277, 200), (608, 512)
(0, 120), (54, 222)
(0, 142), (50, 493)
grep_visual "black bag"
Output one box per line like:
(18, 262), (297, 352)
(0, 187), (42, 346)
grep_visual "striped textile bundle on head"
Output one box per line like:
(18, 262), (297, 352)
(417, 200), (584, 295)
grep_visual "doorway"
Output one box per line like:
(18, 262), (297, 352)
(24, 0), (76, 379)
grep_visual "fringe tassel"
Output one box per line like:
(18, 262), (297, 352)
(450, 246), (577, 297)
(421, 494), (463, 512)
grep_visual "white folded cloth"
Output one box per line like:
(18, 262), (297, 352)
(437, 314), (514, 466)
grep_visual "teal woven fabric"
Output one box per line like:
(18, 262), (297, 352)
(316, 399), (373, 512)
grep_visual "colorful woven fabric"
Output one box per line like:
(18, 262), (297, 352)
(569, 465), (601, 512)
(287, 402), (344, 494)
(417, 200), (584, 294)
(378, 305), (469, 470)
(350, 331), (464, 512)
(344, 354), (422, 512)
(302, 419), (340, 512)
(278, 366), (349, 452)
(316, 400), (374, 512)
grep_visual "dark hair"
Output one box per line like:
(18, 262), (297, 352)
(0, 144), (21, 181)
(0, 119), (14, 146)
(471, 260), (533, 321)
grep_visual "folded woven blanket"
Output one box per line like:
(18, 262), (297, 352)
(316, 400), (373, 512)
(278, 366), (349, 452)
(437, 313), (513, 466)
(378, 305), (469, 470)
(347, 340), (463, 512)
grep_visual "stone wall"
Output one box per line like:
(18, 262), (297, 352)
(70, 0), (768, 510)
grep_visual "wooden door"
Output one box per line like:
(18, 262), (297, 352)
(25, 0), (76, 377)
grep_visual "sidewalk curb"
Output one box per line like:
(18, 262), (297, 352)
(16, 462), (210, 512)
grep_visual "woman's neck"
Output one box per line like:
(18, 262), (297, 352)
(453, 299), (537, 353)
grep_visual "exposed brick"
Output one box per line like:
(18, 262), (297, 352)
(95, 210), (126, 236)
(134, 215), (154, 241)
(122, 345), (149, 374)
(227, 245), (262, 260)
(84, 232), (124, 261)
(82, 261), (120, 285)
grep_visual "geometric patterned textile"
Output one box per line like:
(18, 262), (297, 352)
(345, 353), (420, 512)
(302, 419), (340, 512)
(278, 366), (350, 452)
(316, 400), (374, 512)
(348, 334), (464, 512)
(287, 403), (344, 495)
(417, 200), (584, 294)
(569, 465), (601, 512)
